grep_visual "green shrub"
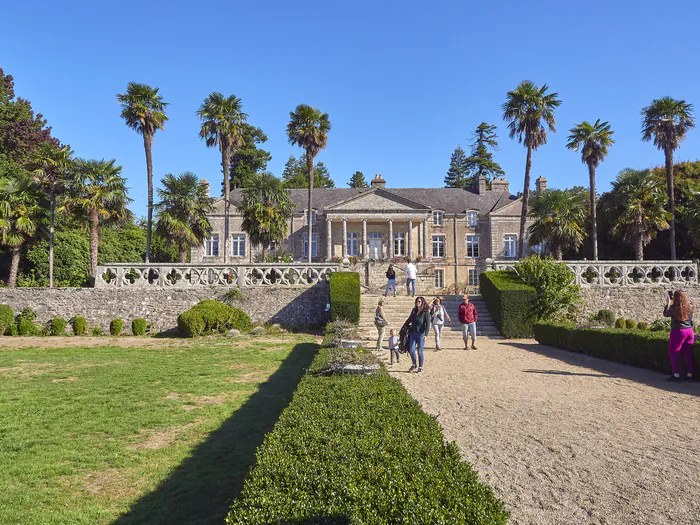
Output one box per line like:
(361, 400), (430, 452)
(6, 322), (18, 336)
(177, 300), (252, 337)
(0, 305), (14, 335)
(513, 255), (580, 321)
(532, 321), (576, 348)
(637, 321), (649, 330)
(591, 309), (616, 327)
(50, 317), (68, 336)
(480, 270), (536, 338)
(650, 318), (672, 332)
(625, 319), (637, 329)
(17, 307), (37, 324)
(329, 272), (360, 324)
(91, 326), (103, 336)
(109, 319), (124, 336)
(614, 318), (625, 329)
(72, 317), (87, 336)
(132, 318), (147, 336)
(18, 318), (41, 336)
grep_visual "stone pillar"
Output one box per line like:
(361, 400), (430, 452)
(423, 219), (429, 260)
(342, 218), (347, 258)
(388, 219), (393, 260)
(362, 218), (367, 258)
(326, 218), (332, 261)
(408, 219), (414, 258)
(418, 221), (422, 257)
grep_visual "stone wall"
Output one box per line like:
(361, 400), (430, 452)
(0, 285), (329, 333)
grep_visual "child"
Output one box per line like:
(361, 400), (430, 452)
(388, 329), (400, 366)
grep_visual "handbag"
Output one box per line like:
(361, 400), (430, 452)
(375, 311), (387, 326)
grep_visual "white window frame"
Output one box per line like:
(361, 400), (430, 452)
(346, 232), (359, 257)
(465, 235), (479, 258)
(231, 234), (246, 258)
(393, 232), (406, 256)
(468, 268), (479, 286)
(303, 233), (319, 258)
(504, 234), (517, 258)
(466, 211), (478, 227)
(432, 234), (446, 258)
(204, 234), (219, 257)
(304, 209), (317, 226)
(432, 210), (444, 226)
(434, 269), (444, 289)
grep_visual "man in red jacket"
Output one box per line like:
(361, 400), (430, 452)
(457, 295), (478, 350)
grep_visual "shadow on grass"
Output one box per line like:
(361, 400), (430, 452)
(111, 342), (318, 525)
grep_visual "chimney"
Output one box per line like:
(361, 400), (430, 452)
(477, 175), (487, 194)
(535, 176), (547, 197)
(491, 177), (510, 193)
(200, 179), (210, 198)
(371, 174), (386, 189)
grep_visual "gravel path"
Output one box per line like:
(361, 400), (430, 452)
(388, 338), (700, 525)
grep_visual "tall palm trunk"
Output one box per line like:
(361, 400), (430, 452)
(306, 152), (315, 263)
(8, 245), (21, 288)
(143, 133), (154, 263)
(49, 183), (55, 288)
(178, 243), (188, 263)
(634, 236), (644, 261)
(588, 163), (598, 261)
(89, 211), (99, 285)
(222, 139), (231, 265)
(554, 244), (563, 261)
(664, 148), (676, 260)
(518, 145), (533, 257)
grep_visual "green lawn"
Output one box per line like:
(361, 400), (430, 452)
(0, 335), (317, 525)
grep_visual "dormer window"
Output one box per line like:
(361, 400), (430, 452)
(466, 211), (478, 227)
(304, 210), (317, 226)
(432, 211), (444, 226)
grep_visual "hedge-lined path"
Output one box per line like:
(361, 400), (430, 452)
(387, 338), (700, 525)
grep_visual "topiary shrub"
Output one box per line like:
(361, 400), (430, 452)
(480, 270), (536, 338)
(625, 319), (637, 329)
(91, 326), (103, 336)
(637, 321), (649, 330)
(110, 319), (124, 336)
(17, 307), (37, 324)
(50, 317), (68, 336)
(329, 272), (360, 324)
(592, 309), (616, 327)
(650, 318), (672, 332)
(0, 305), (15, 335)
(614, 318), (625, 329)
(177, 300), (252, 337)
(18, 318), (41, 336)
(72, 317), (87, 336)
(6, 322), (18, 336)
(132, 318), (147, 336)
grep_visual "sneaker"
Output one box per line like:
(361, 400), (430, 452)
(408, 364), (416, 373)
(387, 362), (394, 366)
(471, 345), (477, 350)
(436, 346), (441, 351)
(667, 375), (682, 382)
(417, 367), (424, 374)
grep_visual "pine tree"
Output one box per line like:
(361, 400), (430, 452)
(281, 154), (335, 188)
(347, 171), (369, 188)
(444, 146), (469, 188)
(465, 122), (505, 188)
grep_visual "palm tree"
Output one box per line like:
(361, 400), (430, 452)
(606, 169), (670, 261)
(62, 159), (131, 282)
(0, 171), (43, 288)
(502, 81), (561, 257)
(197, 93), (248, 264)
(286, 104), (331, 263)
(116, 83), (168, 263)
(30, 143), (73, 287)
(641, 97), (695, 260)
(566, 120), (615, 261)
(528, 189), (587, 260)
(155, 172), (213, 263)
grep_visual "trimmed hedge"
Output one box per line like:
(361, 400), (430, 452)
(50, 317), (68, 336)
(132, 318), (147, 336)
(329, 271), (360, 324)
(480, 270), (536, 338)
(226, 350), (508, 524)
(72, 317), (87, 336)
(533, 321), (700, 374)
(0, 305), (14, 335)
(110, 318), (124, 336)
(18, 319), (41, 336)
(177, 300), (252, 337)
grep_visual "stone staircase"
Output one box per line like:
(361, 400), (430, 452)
(358, 294), (501, 349)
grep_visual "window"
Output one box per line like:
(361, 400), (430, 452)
(204, 234), (219, 257)
(304, 210), (317, 226)
(432, 235), (445, 258)
(531, 242), (546, 255)
(466, 211), (478, 227)
(432, 210), (444, 226)
(303, 234), (318, 258)
(393, 232), (406, 256)
(231, 234), (246, 257)
(465, 235), (479, 258)
(346, 232), (359, 256)
(504, 234), (517, 258)
(434, 269), (444, 289)
(468, 268), (479, 286)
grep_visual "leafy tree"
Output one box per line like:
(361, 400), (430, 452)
(444, 146), (469, 189)
(117, 83), (168, 263)
(566, 119), (615, 261)
(155, 172), (213, 262)
(197, 93), (248, 263)
(281, 155), (335, 189)
(240, 172), (294, 259)
(347, 171), (368, 188)
(26, 230), (90, 287)
(514, 255), (580, 321)
(502, 80), (562, 257)
(465, 122), (505, 187)
(641, 97), (695, 260)
(528, 189), (587, 260)
(229, 124), (272, 189)
(62, 159), (131, 282)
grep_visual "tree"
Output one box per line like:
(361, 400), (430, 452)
(444, 146), (469, 189)
(502, 80), (562, 257)
(62, 159), (131, 282)
(347, 171), (368, 188)
(605, 169), (670, 261)
(465, 122), (505, 187)
(116, 83), (168, 263)
(240, 172), (294, 259)
(281, 155), (335, 189)
(155, 172), (213, 263)
(229, 124), (272, 189)
(641, 97), (695, 260)
(527, 189), (587, 260)
(197, 93), (248, 263)
(566, 119), (615, 261)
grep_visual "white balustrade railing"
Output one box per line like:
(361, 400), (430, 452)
(488, 260), (698, 286)
(95, 263), (339, 288)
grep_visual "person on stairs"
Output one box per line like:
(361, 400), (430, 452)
(384, 264), (397, 297)
(430, 296), (451, 351)
(406, 296), (431, 374)
(374, 299), (388, 351)
(458, 295), (478, 350)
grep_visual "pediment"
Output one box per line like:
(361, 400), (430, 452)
(325, 189), (429, 212)
(489, 196), (524, 216)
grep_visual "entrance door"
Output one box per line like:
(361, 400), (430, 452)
(368, 232), (383, 259)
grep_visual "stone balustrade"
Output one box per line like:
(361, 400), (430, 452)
(488, 260), (698, 286)
(95, 263), (339, 288)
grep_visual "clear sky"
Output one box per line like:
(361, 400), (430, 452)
(3, 0), (700, 217)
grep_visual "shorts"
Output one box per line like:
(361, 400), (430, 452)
(461, 322), (476, 340)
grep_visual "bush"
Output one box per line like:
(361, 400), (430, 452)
(480, 270), (536, 338)
(72, 317), (87, 336)
(177, 300), (252, 337)
(132, 318), (147, 336)
(625, 319), (637, 329)
(18, 318), (41, 336)
(591, 309), (616, 327)
(329, 272), (360, 324)
(6, 322), (18, 336)
(614, 318), (625, 329)
(637, 321), (649, 330)
(513, 255), (580, 321)
(109, 319), (124, 336)
(50, 317), (68, 336)
(0, 305), (14, 335)
(17, 307), (37, 324)
(91, 326), (103, 336)
(650, 318), (672, 332)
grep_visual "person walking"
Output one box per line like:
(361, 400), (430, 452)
(387, 328), (400, 366)
(384, 264), (397, 297)
(430, 296), (451, 351)
(406, 296), (431, 374)
(403, 257), (417, 297)
(663, 290), (695, 382)
(374, 299), (388, 351)
(458, 295), (478, 350)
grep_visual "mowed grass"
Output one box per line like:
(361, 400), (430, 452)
(0, 335), (318, 525)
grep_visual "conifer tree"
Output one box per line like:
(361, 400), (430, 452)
(444, 146), (469, 188)
(465, 122), (505, 187)
(347, 171), (369, 188)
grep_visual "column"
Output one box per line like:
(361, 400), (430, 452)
(423, 219), (429, 260)
(408, 219), (414, 258)
(362, 218), (367, 258)
(388, 219), (393, 259)
(417, 221), (422, 257)
(326, 218), (332, 261)
(342, 218), (347, 258)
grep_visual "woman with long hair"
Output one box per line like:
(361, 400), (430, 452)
(663, 290), (696, 382)
(429, 296), (451, 351)
(405, 296), (431, 374)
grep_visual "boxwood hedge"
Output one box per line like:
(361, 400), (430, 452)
(329, 271), (360, 324)
(480, 270), (535, 338)
(177, 300), (252, 337)
(0, 305), (14, 336)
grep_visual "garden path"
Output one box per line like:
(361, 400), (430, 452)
(388, 339), (700, 525)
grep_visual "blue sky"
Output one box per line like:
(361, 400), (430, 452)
(4, 0), (700, 217)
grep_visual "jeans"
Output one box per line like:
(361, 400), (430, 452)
(375, 324), (386, 351)
(406, 278), (416, 296)
(461, 322), (477, 341)
(433, 323), (443, 348)
(408, 332), (425, 368)
(385, 279), (397, 296)
(668, 328), (695, 375)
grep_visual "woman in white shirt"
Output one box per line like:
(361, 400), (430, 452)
(430, 296), (451, 351)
